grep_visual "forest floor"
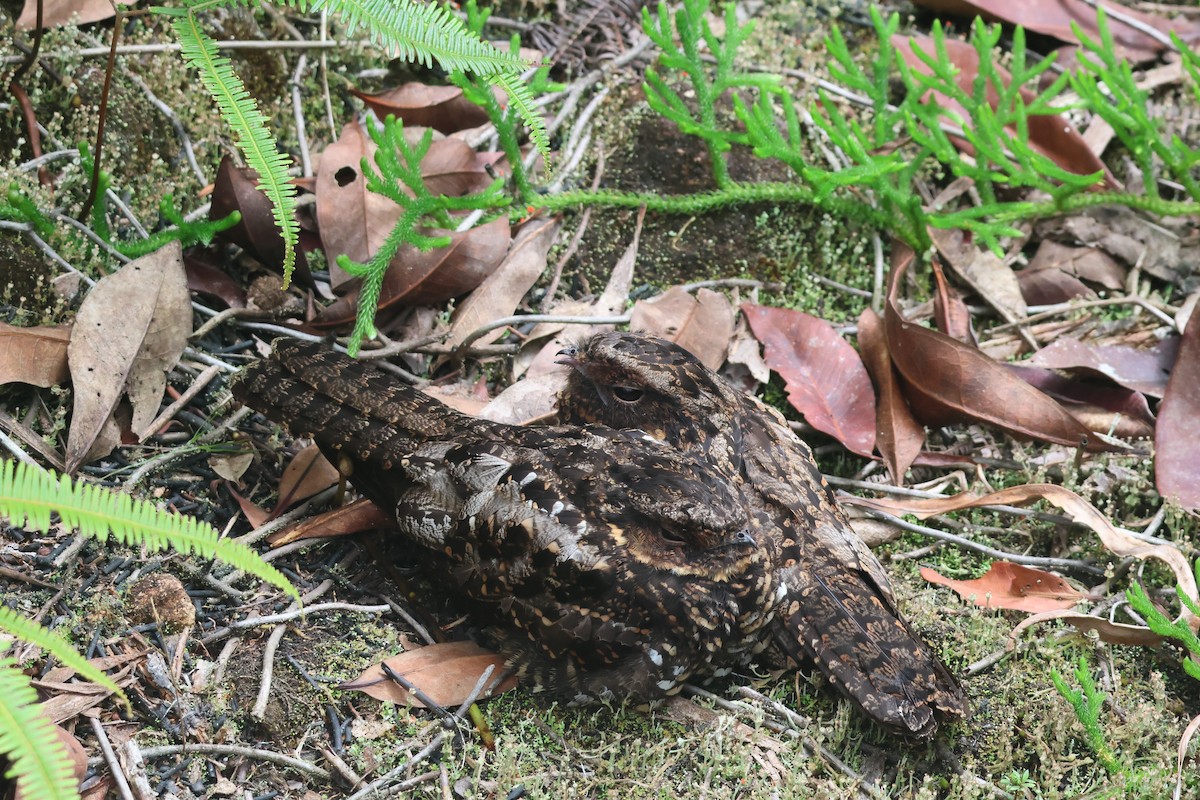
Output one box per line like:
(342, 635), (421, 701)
(2, 1), (1199, 798)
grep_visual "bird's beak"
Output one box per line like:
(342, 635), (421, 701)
(555, 345), (583, 370)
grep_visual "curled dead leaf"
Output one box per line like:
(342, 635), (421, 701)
(0, 322), (71, 388)
(857, 308), (923, 483)
(341, 641), (516, 708)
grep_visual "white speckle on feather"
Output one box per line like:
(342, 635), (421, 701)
(647, 649), (663, 666)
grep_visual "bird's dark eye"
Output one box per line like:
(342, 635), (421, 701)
(661, 529), (687, 547)
(612, 386), (645, 403)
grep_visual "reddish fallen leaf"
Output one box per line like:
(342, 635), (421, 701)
(742, 304), (876, 457)
(1026, 240), (1125, 290)
(1008, 364), (1155, 440)
(846, 483), (1198, 621)
(228, 484), (272, 529)
(1010, 609), (1163, 647)
(1157, 308), (1200, 510)
(66, 243), (191, 472)
(894, 34), (1117, 187)
(267, 498), (391, 546)
(912, 0), (1200, 61)
(631, 287), (735, 371)
(341, 641), (517, 708)
(0, 322), (71, 388)
(1026, 337), (1178, 398)
(857, 308), (923, 483)
(210, 156), (301, 274)
(884, 244), (1100, 450)
(420, 138), (495, 197)
(11, 720), (87, 800)
(184, 251), (247, 309)
(351, 84), (491, 134)
(929, 257), (974, 344)
(273, 445), (341, 517)
(921, 561), (1088, 613)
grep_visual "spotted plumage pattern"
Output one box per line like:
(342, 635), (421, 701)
(555, 332), (968, 736)
(233, 339), (781, 702)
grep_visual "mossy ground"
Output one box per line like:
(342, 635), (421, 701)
(2, 1), (1198, 798)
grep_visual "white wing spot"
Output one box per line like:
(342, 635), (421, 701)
(550, 501), (565, 517)
(647, 648), (663, 667)
(520, 471), (538, 487)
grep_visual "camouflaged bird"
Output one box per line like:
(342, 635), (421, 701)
(555, 331), (968, 736)
(233, 338), (782, 703)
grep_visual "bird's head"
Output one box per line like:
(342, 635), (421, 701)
(556, 332), (739, 449)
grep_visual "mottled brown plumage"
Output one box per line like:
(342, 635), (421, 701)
(233, 339), (780, 702)
(555, 332), (968, 735)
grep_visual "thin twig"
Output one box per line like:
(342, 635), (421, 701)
(138, 364), (222, 441)
(226, 602), (392, 630)
(125, 743), (331, 781)
(89, 718), (136, 800)
(453, 314), (631, 357)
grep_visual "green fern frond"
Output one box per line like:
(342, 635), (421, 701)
(0, 659), (78, 800)
(0, 607), (122, 697)
(308, 0), (525, 74)
(165, 8), (299, 285)
(0, 460), (299, 600)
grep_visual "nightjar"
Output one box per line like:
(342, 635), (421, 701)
(555, 331), (968, 735)
(233, 339), (780, 702)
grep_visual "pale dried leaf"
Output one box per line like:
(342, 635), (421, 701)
(447, 218), (560, 349)
(630, 287), (733, 371)
(66, 243), (191, 471)
(0, 322), (71, 388)
(1009, 609), (1163, 647)
(17, 0), (134, 29)
(208, 452), (254, 483)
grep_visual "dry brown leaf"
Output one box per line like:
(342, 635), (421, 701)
(725, 314), (771, 387)
(351, 83), (491, 133)
(1016, 267), (1096, 305)
(66, 243), (191, 471)
(630, 287), (734, 371)
(447, 218), (560, 349)
(315, 121), (404, 289)
(519, 207), (645, 380)
(228, 484), (272, 529)
(479, 372), (565, 425)
(1027, 337), (1178, 399)
(857, 308), (923, 483)
(743, 303), (876, 457)
(1156, 308), (1200, 510)
(210, 156), (298, 273)
(420, 139), (494, 197)
(1008, 364), (1155, 440)
(274, 445), (341, 515)
(1026, 240), (1125, 290)
(208, 452), (254, 483)
(11, 720), (87, 800)
(930, 258), (975, 344)
(268, 497), (392, 546)
(921, 562), (1088, 613)
(849, 483), (1199, 626)
(885, 244), (1100, 450)
(1177, 714), (1200, 799)
(1009, 609), (1163, 647)
(0, 322), (71, 388)
(381, 217), (512, 309)
(931, 229), (1027, 329)
(16, 0), (134, 29)
(341, 641), (516, 708)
